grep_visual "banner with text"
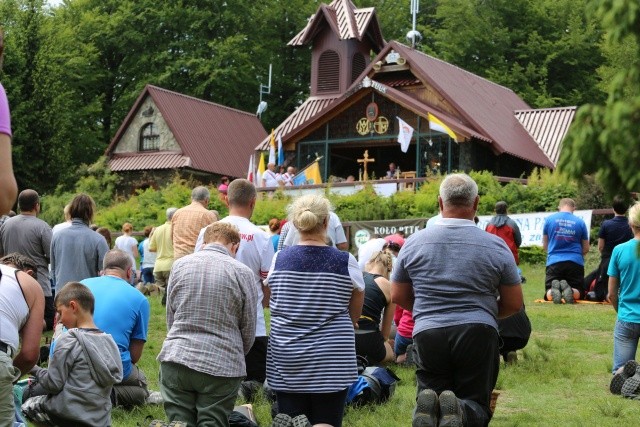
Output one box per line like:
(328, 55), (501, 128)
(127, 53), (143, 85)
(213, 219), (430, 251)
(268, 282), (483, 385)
(476, 210), (593, 247)
(348, 218), (427, 250)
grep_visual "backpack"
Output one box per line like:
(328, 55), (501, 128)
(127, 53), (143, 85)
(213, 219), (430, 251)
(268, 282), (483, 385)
(486, 223), (519, 264)
(347, 366), (400, 406)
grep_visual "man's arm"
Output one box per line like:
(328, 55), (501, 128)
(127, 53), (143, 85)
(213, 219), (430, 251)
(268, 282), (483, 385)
(391, 281), (415, 311)
(542, 234), (549, 252)
(0, 134), (17, 215)
(129, 339), (145, 364)
(582, 239), (590, 256)
(497, 283), (524, 319)
(608, 276), (620, 312)
(598, 238), (605, 254)
(14, 271), (44, 374)
(42, 224), (52, 263)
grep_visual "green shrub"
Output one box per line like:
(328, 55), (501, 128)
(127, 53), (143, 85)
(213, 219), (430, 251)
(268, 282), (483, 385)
(519, 245), (546, 264)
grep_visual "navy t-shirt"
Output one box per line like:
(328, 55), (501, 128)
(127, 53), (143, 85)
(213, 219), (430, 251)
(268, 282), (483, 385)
(598, 216), (633, 257)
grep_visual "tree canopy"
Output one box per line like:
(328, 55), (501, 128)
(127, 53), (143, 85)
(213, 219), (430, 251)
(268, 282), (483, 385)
(559, 0), (640, 197)
(0, 0), (631, 195)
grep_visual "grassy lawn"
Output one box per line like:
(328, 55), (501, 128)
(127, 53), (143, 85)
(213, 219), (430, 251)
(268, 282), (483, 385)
(105, 247), (640, 426)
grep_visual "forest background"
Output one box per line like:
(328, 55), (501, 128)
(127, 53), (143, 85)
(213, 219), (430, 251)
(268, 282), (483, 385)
(0, 0), (638, 212)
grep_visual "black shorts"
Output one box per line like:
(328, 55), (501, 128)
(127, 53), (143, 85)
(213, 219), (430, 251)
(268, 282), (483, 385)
(545, 261), (585, 299)
(245, 336), (268, 383)
(355, 330), (386, 366)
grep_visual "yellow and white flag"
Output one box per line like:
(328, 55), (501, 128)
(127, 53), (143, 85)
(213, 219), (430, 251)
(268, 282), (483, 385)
(428, 112), (458, 142)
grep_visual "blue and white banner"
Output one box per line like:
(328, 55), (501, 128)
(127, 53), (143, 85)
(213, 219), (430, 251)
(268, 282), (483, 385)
(476, 210), (593, 247)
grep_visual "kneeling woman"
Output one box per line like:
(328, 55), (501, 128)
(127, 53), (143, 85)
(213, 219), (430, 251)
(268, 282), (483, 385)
(265, 194), (364, 427)
(356, 250), (396, 365)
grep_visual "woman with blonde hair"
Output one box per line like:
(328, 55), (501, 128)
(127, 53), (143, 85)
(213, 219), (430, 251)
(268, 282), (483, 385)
(114, 222), (139, 285)
(355, 250), (396, 365)
(608, 201), (640, 395)
(266, 194), (364, 427)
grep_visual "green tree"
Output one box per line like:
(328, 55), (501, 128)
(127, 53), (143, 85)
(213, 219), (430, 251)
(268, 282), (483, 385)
(559, 0), (640, 196)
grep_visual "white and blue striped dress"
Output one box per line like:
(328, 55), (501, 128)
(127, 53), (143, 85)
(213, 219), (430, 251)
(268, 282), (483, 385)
(266, 245), (364, 393)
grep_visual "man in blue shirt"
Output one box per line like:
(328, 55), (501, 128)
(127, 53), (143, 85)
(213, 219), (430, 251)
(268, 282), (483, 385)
(82, 249), (150, 407)
(543, 198), (590, 304)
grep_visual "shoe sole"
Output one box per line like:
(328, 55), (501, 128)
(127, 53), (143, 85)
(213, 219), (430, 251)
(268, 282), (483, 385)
(622, 367), (640, 397)
(291, 415), (312, 427)
(550, 280), (562, 304)
(560, 280), (574, 303)
(272, 413), (293, 427)
(439, 391), (463, 427)
(611, 360), (638, 394)
(413, 389), (438, 427)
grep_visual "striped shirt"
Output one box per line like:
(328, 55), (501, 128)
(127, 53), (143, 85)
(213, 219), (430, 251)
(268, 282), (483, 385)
(158, 244), (258, 377)
(265, 245), (364, 393)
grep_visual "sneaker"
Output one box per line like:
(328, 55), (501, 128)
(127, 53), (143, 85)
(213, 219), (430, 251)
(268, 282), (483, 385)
(621, 366), (640, 398)
(272, 413), (293, 427)
(404, 344), (416, 366)
(506, 351), (518, 365)
(550, 280), (562, 304)
(560, 280), (574, 304)
(611, 360), (639, 394)
(291, 415), (312, 427)
(413, 389), (438, 427)
(439, 390), (464, 427)
(145, 390), (164, 405)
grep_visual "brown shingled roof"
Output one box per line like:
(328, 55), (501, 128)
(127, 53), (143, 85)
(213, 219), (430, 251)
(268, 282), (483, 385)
(107, 85), (267, 178)
(386, 42), (554, 168)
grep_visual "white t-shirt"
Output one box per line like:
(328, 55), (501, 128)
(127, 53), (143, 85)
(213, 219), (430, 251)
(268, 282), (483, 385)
(262, 170), (279, 187)
(282, 212), (347, 248)
(195, 215), (275, 337)
(114, 234), (138, 270)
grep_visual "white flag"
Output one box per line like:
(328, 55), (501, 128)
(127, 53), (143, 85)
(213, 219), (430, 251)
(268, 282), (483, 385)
(397, 117), (414, 153)
(247, 154), (255, 183)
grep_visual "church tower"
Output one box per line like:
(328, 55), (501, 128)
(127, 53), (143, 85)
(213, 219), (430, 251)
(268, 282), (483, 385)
(288, 0), (385, 96)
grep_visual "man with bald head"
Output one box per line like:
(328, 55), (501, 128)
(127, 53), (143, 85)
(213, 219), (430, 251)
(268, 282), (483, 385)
(392, 173), (523, 427)
(0, 189), (54, 329)
(171, 186), (217, 259)
(81, 249), (151, 407)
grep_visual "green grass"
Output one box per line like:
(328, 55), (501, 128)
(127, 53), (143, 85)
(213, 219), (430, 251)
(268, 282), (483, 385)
(96, 248), (640, 425)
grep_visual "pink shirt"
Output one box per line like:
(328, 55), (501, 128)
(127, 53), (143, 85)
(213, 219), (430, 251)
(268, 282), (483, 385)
(394, 306), (415, 339)
(0, 84), (11, 137)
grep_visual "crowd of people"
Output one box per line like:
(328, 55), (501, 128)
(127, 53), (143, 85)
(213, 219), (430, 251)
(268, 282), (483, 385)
(0, 167), (638, 427)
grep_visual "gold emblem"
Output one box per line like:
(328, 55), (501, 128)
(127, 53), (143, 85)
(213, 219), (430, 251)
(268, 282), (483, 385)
(356, 118), (371, 135)
(374, 116), (389, 134)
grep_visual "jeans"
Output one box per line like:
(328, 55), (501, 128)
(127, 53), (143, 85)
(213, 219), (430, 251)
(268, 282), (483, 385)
(612, 319), (640, 373)
(394, 333), (413, 356)
(160, 361), (242, 426)
(0, 352), (21, 426)
(414, 324), (499, 427)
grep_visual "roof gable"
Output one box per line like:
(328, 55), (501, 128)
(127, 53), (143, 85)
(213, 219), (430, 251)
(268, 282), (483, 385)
(372, 42), (553, 167)
(289, 0), (384, 50)
(108, 85), (267, 178)
(515, 107), (576, 167)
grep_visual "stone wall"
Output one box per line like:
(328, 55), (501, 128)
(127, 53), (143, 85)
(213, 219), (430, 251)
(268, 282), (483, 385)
(114, 97), (180, 153)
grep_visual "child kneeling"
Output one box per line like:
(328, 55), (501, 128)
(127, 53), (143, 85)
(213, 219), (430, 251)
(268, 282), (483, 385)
(22, 282), (123, 427)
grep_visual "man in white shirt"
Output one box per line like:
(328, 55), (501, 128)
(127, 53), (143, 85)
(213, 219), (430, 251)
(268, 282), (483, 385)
(195, 179), (274, 391)
(281, 166), (295, 187)
(261, 163), (279, 188)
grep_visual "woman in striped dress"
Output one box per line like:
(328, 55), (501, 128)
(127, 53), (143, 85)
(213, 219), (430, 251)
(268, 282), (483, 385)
(265, 194), (365, 427)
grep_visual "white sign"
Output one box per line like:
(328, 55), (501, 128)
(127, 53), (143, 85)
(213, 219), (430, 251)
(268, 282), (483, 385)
(476, 210), (593, 247)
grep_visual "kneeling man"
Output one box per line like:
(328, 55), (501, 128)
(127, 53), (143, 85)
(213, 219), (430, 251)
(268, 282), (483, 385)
(159, 222), (257, 425)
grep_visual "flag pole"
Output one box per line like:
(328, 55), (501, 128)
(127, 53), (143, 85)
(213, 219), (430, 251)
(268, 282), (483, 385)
(295, 156), (324, 177)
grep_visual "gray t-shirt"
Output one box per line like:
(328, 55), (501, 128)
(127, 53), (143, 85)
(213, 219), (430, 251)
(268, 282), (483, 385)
(0, 214), (52, 296)
(392, 218), (520, 335)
